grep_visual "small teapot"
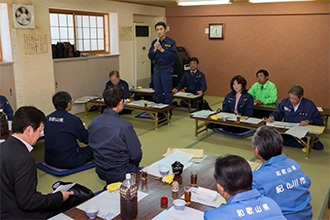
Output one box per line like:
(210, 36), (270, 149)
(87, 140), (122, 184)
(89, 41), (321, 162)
(171, 161), (184, 176)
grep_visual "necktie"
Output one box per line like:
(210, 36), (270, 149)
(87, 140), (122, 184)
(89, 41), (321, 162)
(261, 85), (264, 90)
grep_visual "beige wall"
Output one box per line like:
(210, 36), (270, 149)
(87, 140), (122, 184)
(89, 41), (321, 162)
(166, 2), (330, 108)
(1, 0), (165, 114)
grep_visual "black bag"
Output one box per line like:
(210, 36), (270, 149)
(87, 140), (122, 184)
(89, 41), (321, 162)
(0, 111), (9, 136)
(198, 100), (213, 111)
(52, 181), (94, 211)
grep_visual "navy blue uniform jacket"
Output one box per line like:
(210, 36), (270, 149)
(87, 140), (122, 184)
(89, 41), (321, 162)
(1, 136), (63, 219)
(148, 36), (177, 67)
(88, 109), (142, 184)
(270, 97), (322, 125)
(175, 70), (207, 93)
(105, 79), (130, 99)
(44, 110), (92, 169)
(223, 92), (254, 116)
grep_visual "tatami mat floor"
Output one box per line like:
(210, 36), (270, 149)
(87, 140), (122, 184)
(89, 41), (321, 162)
(32, 95), (330, 219)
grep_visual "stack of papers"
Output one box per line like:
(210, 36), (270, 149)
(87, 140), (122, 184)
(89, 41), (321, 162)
(74, 96), (99, 103)
(147, 150), (194, 177)
(48, 213), (73, 220)
(127, 100), (155, 107)
(164, 148), (204, 158)
(242, 117), (263, 124)
(152, 206), (204, 220)
(285, 126), (309, 138)
(215, 112), (237, 121)
(77, 190), (148, 220)
(135, 88), (155, 93)
(266, 121), (299, 129)
(191, 110), (214, 118)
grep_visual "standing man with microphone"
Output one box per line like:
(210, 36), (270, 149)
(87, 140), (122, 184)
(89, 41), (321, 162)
(148, 21), (177, 106)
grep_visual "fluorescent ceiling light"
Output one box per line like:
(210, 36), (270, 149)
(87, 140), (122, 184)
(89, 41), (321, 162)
(178, 0), (231, 6)
(250, 0), (314, 3)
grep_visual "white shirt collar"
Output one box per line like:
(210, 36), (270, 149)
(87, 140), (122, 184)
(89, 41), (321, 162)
(12, 135), (33, 152)
(293, 100), (301, 112)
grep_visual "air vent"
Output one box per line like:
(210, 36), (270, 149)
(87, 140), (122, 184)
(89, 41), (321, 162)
(135, 26), (149, 37)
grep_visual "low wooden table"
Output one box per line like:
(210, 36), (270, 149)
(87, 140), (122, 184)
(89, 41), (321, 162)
(65, 155), (218, 219)
(89, 99), (174, 130)
(191, 114), (324, 159)
(254, 103), (330, 128)
(173, 92), (203, 113)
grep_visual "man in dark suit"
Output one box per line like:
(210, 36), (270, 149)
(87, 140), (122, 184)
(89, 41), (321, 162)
(0, 106), (73, 219)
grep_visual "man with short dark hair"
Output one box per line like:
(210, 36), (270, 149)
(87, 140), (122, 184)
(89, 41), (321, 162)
(248, 69), (278, 105)
(88, 85), (142, 184)
(252, 126), (312, 220)
(0, 106), (73, 219)
(172, 57), (207, 109)
(268, 85), (323, 150)
(148, 21), (177, 105)
(204, 155), (286, 220)
(44, 91), (93, 169)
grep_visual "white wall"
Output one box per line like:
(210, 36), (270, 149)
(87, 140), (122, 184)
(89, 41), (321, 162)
(1, 0), (165, 114)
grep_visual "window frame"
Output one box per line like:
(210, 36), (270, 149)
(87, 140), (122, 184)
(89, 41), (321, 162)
(49, 9), (109, 55)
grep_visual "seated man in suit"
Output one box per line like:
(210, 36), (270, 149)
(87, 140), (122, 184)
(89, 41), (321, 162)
(268, 85), (323, 150)
(88, 85), (142, 185)
(248, 69), (278, 118)
(204, 155), (286, 220)
(44, 91), (93, 169)
(105, 70), (132, 114)
(172, 57), (207, 109)
(0, 93), (14, 120)
(0, 106), (73, 219)
(252, 126), (312, 220)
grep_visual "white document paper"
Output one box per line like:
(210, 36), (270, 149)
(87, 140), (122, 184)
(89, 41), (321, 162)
(152, 206), (204, 220)
(152, 103), (169, 109)
(127, 100), (155, 107)
(266, 121), (299, 129)
(285, 126), (309, 138)
(53, 183), (76, 193)
(135, 88), (154, 93)
(215, 112), (237, 121)
(242, 117), (263, 124)
(174, 92), (193, 97)
(48, 213), (74, 220)
(148, 150), (194, 177)
(191, 110), (214, 118)
(181, 187), (224, 208)
(74, 96), (99, 103)
(77, 190), (148, 220)
(317, 107), (323, 112)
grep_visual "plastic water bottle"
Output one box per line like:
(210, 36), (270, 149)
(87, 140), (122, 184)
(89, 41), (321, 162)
(120, 173), (138, 220)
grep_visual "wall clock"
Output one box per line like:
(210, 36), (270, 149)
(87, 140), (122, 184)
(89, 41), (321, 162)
(209, 23), (224, 39)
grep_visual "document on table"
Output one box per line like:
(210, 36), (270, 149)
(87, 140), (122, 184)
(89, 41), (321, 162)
(215, 112), (237, 121)
(134, 88), (154, 93)
(151, 103), (169, 109)
(127, 100), (155, 107)
(174, 92), (193, 97)
(242, 117), (263, 124)
(266, 121), (299, 129)
(77, 190), (148, 220)
(191, 110), (214, 118)
(48, 213), (73, 220)
(152, 206), (204, 220)
(285, 126), (309, 138)
(148, 150), (194, 177)
(181, 187), (225, 208)
(164, 148), (204, 158)
(74, 96), (99, 103)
